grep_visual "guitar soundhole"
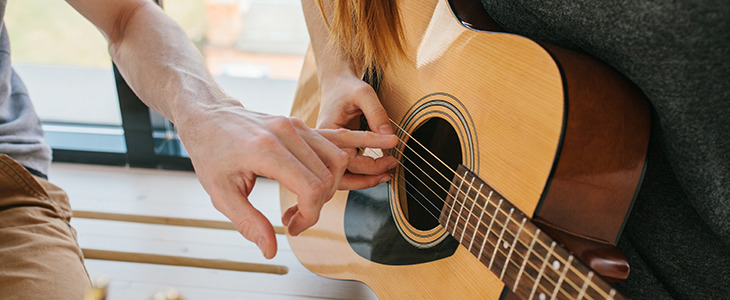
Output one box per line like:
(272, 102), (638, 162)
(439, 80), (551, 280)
(402, 117), (462, 230)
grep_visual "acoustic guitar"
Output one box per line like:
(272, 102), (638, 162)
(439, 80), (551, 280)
(281, 0), (650, 299)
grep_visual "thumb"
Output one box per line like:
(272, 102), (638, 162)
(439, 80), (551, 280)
(217, 196), (278, 259)
(357, 89), (393, 135)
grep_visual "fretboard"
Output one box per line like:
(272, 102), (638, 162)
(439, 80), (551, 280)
(438, 165), (624, 300)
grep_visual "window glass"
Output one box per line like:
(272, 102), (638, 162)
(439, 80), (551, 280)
(164, 0), (310, 116)
(5, 0), (122, 126)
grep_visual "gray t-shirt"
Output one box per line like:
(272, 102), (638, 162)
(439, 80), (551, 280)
(0, 1), (52, 177)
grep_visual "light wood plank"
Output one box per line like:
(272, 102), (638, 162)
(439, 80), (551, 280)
(50, 162), (377, 300)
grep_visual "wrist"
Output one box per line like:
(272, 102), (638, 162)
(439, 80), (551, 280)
(173, 93), (243, 130)
(317, 56), (359, 86)
(319, 66), (360, 90)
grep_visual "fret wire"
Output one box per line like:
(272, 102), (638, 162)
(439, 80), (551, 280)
(392, 152), (507, 241)
(459, 179), (479, 243)
(390, 120), (585, 297)
(380, 128), (617, 300)
(446, 171), (468, 236)
(530, 242), (557, 300)
(444, 192), (588, 300)
(395, 162), (551, 296)
(390, 120), (527, 231)
(457, 193), (598, 299)
(381, 140), (613, 299)
(478, 199), (502, 261)
(468, 190), (491, 251)
(577, 271), (594, 300)
(501, 217), (527, 280)
(514, 228), (540, 292)
(392, 159), (581, 300)
(551, 255), (574, 300)
(442, 200), (574, 300)
(390, 154), (594, 300)
(398, 173), (565, 299)
(448, 222), (557, 299)
(454, 175), (475, 238)
(388, 145), (583, 270)
(488, 208), (513, 270)
(382, 125), (617, 300)
(389, 145), (534, 260)
(444, 194), (587, 300)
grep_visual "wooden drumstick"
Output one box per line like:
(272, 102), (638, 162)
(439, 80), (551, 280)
(82, 249), (289, 275)
(72, 210), (286, 234)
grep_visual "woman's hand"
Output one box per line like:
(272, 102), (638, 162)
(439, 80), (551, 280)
(316, 70), (400, 193)
(317, 72), (394, 135)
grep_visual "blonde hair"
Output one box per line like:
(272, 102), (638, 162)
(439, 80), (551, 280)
(316, 0), (405, 75)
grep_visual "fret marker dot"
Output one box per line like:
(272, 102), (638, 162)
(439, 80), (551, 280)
(552, 260), (561, 270)
(502, 241), (509, 249)
(539, 292), (547, 300)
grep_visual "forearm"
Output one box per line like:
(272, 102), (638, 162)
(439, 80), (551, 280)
(69, 0), (238, 127)
(112, 3), (236, 125)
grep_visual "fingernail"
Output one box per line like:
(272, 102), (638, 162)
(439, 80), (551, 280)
(379, 175), (391, 184)
(388, 162), (398, 170)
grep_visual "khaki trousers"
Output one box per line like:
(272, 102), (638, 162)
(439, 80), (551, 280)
(0, 154), (90, 300)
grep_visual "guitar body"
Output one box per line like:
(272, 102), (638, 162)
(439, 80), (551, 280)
(282, 0), (650, 298)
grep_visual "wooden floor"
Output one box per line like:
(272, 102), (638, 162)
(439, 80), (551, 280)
(50, 162), (377, 300)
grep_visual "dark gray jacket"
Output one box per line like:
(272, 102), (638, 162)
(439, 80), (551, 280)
(481, 0), (730, 298)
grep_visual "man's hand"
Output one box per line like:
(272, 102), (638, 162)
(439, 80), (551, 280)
(177, 101), (397, 259)
(66, 0), (399, 259)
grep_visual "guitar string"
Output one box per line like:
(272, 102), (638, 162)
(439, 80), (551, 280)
(397, 162), (592, 300)
(381, 119), (614, 298)
(381, 145), (605, 299)
(382, 132), (610, 299)
(384, 149), (570, 299)
(375, 146), (588, 299)
(388, 118), (607, 278)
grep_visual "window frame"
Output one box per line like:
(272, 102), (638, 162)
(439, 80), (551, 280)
(47, 0), (193, 171)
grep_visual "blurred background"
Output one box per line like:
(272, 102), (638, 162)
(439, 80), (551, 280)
(5, 0), (310, 166)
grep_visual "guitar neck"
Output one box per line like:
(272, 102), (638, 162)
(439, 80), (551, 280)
(439, 165), (624, 300)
